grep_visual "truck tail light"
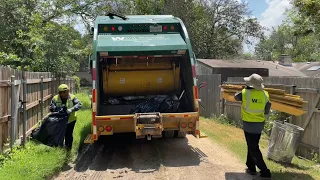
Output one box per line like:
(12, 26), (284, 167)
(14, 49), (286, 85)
(98, 125), (105, 132)
(106, 125), (113, 132)
(111, 26), (116, 31)
(181, 122), (187, 128)
(188, 122), (194, 128)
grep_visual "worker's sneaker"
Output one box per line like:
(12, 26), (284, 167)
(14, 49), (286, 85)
(245, 168), (257, 175)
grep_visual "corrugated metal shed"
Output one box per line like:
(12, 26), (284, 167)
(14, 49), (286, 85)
(292, 62), (320, 77)
(197, 59), (307, 77)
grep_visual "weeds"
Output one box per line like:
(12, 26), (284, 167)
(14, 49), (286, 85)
(263, 110), (290, 136)
(311, 151), (320, 163)
(211, 114), (237, 126)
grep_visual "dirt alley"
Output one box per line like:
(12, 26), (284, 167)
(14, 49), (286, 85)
(54, 134), (253, 180)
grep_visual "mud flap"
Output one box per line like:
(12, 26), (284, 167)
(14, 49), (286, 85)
(192, 130), (207, 138)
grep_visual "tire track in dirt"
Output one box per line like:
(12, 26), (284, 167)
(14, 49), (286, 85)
(54, 134), (253, 180)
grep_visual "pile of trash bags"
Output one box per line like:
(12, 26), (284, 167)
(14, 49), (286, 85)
(31, 106), (69, 147)
(130, 94), (180, 113)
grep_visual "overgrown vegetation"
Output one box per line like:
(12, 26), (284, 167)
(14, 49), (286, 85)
(201, 118), (320, 180)
(0, 92), (92, 180)
(214, 110), (291, 136)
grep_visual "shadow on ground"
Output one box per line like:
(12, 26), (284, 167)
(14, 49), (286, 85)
(72, 133), (206, 174)
(225, 172), (315, 180)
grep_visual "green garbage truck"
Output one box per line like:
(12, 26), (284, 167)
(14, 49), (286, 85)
(85, 13), (204, 143)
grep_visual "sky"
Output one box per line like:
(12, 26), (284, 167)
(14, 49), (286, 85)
(244, 0), (292, 53)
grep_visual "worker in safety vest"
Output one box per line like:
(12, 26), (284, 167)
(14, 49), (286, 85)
(49, 84), (82, 149)
(234, 74), (272, 179)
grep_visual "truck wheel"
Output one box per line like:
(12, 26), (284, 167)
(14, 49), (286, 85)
(163, 130), (175, 138)
(174, 131), (186, 138)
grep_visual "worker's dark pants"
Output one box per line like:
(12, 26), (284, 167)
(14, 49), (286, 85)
(65, 121), (76, 149)
(244, 131), (271, 175)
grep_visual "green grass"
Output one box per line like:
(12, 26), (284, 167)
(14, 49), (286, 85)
(71, 110), (91, 158)
(201, 118), (320, 180)
(0, 92), (92, 180)
(0, 142), (67, 180)
(75, 93), (91, 110)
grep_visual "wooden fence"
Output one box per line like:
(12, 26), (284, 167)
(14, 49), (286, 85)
(0, 67), (75, 152)
(224, 77), (320, 159)
(197, 74), (221, 118)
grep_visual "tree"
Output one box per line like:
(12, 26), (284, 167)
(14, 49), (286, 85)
(293, 0), (320, 27)
(255, 7), (320, 62)
(163, 0), (264, 59)
(0, 0), (266, 74)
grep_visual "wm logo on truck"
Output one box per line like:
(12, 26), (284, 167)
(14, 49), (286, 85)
(112, 37), (125, 41)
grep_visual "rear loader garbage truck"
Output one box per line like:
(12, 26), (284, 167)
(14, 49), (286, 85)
(85, 13), (204, 143)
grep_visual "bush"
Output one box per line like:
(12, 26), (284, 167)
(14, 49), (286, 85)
(73, 75), (80, 93)
(80, 78), (90, 86)
(263, 110), (290, 136)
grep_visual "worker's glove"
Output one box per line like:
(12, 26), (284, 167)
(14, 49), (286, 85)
(58, 108), (66, 114)
(67, 109), (72, 115)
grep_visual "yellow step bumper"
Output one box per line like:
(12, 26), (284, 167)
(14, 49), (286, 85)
(199, 131), (208, 138)
(84, 134), (94, 144)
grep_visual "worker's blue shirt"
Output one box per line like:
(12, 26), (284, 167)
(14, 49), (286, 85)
(234, 86), (271, 134)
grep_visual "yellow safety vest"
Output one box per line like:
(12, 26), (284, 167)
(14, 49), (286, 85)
(53, 94), (77, 123)
(241, 89), (269, 123)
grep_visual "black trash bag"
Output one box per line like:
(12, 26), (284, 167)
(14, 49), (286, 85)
(130, 96), (167, 114)
(157, 94), (180, 113)
(130, 95), (180, 113)
(31, 106), (69, 147)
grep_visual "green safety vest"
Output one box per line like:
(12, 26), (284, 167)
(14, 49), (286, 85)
(241, 89), (269, 123)
(53, 94), (77, 123)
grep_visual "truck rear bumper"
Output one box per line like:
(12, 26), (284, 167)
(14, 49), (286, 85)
(89, 112), (199, 141)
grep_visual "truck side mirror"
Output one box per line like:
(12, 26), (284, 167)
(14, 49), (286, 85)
(90, 27), (94, 35)
(88, 54), (93, 74)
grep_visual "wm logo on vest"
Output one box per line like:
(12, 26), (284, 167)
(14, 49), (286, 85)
(251, 99), (263, 103)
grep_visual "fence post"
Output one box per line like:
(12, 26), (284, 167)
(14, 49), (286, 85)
(40, 76), (44, 120)
(10, 76), (15, 150)
(51, 75), (55, 96)
(22, 70), (27, 146)
(288, 85), (296, 124)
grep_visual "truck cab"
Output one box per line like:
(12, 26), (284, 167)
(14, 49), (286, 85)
(85, 14), (201, 143)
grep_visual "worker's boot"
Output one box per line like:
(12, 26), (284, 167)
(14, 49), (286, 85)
(259, 170), (271, 179)
(245, 168), (257, 175)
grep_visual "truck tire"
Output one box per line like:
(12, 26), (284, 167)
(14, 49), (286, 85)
(174, 130), (187, 138)
(163, 130), (175, 138)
